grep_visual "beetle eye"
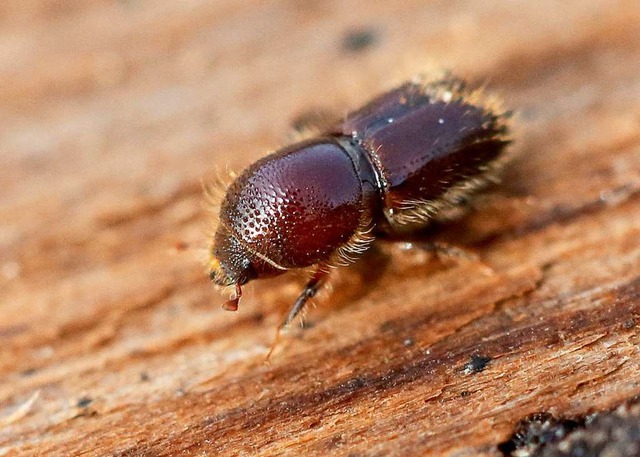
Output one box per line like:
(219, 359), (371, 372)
(238, 260), (257, 285)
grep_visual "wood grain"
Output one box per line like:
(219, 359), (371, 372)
(1, 1), (640, 455)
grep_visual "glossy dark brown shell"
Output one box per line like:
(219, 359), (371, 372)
(337, 79), (510, 224)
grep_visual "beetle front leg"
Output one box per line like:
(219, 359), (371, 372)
(282, 267), (329, 329)
(266, 267), (329, 361)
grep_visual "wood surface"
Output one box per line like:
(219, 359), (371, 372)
(1, 1), (640, 455)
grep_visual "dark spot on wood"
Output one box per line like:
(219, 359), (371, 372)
(463, 354), (492, 374)
(498, 412), (579, 456)
(500, 398), (640, 456)
(76, 396), (93, 408)
(339, 377), (367, 393)
(341, 27), (379, 53)
(20, 367), (37, 377)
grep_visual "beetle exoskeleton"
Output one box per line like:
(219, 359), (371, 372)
(208, 73), (511, 326)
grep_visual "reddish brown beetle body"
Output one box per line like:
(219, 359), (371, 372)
(209, 74), (511, 322)
(213, 139), (377, 282)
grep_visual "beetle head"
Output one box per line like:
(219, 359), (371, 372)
(208, 225), (257, 288)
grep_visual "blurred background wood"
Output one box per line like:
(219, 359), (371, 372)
(1, 1), (640, 455)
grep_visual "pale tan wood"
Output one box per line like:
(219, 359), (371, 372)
(1, 1), (640, 455)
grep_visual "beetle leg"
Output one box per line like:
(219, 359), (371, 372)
(282, 268), (329, 329)
(265, 268), (328, 361)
